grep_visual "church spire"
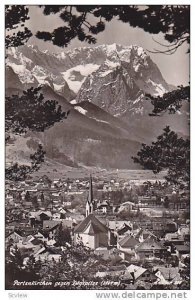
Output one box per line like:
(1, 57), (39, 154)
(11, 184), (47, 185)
(88, 174), (93, 203)
(86, 174), (94, 217)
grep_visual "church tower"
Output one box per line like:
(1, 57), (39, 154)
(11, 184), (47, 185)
(86, 174), (94, 217)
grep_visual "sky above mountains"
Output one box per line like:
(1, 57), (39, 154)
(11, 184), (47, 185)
(26, 5), (189, 87)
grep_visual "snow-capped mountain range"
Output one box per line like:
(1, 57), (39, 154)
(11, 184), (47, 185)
(6, 44), (188, 170)
(6, 44), (172, 115)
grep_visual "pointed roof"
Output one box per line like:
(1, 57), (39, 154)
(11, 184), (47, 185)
(126, 264), (147, 280)
(43, 220), (61, 231)
(87, 174), (93, 204)
(154, 267), (181, 282)
(118, 235), (139, 248)
(84, 220), (106, 235)
(136, 236), (166, 252)
(74, 214), (108, 234)
(135, 229), (157, 240)
(117, 223), (132, 234)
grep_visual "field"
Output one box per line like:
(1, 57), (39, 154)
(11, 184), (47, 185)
(32, 158), (167, 182)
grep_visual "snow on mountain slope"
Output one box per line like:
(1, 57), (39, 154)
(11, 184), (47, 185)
(74, 106), (88, 115)
(61, 64), (100, 93)
(6, 43), (188, 170)
(6, 44), (172, 101)
(8, 62), (36, 84)
(5, 43), (181, 128)
(6, 43), (181, 129)
(147, 79), (167, 96)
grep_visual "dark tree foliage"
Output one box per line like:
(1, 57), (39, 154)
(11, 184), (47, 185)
(5, 87), (69, 181)
(5, 6), (70, 182)
(132, 126), (190, 187)
(5, 144), (45, 181)
(5, 247), (41, 289)
(6, 242), (124, 290)
(37, 242), (124, 290)
(36, 5), (189, 53)
(5, 5), (32, 48)
(56, 223), (72, 246)
(5, 87), (67, 136)
(146, 86), (190, 116)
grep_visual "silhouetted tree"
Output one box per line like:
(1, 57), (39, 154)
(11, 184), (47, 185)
(5, 6), (69, 181)
(132, 126), (190, 187)
(147, 86), (190, 116)
(36, 5), (189, 53)
(5, 144), (45, 181)
(6, 87), (67, 136)
(56, 224), (72, 246)
(5, 248), (41, 289)
(5, 5), (32, 48)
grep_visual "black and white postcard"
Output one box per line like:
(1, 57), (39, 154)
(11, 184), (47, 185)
(4, 4), (190, 293)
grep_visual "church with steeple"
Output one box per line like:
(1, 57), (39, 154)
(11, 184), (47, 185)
(73, 175), (110, 249)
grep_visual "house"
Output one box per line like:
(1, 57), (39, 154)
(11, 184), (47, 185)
(29, 210), (52, 227)
(96, 200), (110, 214)
(34, 230), (49, 242)
(118, 201), (135, 213)
(125, 264), (157, 284)
(52, 212), (61, 219)
(34, 246), (62, 262)
(17, 237), (43, 251)
(165, 233), (185, 245)
(135, 236), (166, 260)
(135, 229), (157, 243)
(6, 230), (24, 244)
(39, 211), (52, 222)
(96, 265), (127, 279)
(117, 235), (139, 253)
(62, 210), (84, 223)
(154, 267), (182, 286)
(166, 221), (178, 233)
(43, 220), (62, 239)
(117, 223), (133, 237)
(94, 247), (121, 261)
(23, 201), (34, 209)
(174, 245), (190, 258)
(108, 221), (132, 232)
(74, 214), (109, 249)
(177, 225), (190, 241)
(61, 219), (77, 229)
(59, 208), (66, 218)
(46, 239), (57, 246)
(63, 201), (72, 207)
(118, 250), (138, 263)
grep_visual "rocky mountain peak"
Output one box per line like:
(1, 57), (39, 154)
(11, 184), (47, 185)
(6, 43), (173, 118)
(6, 43), (187, 171)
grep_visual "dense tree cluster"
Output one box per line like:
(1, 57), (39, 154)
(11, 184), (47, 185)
(6, 87), (67, 136)
(36, 5), (189, 54)
(5, 87), (68, 181)
(132, 126), (190, 187)
(55, 224), (72, 246)
(5, 6), (69, 181)
(5, 144), (45, 181)
(146, 86), (190, 116)
(5, 242), (124, 290)
(5, 5), (32, 48)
